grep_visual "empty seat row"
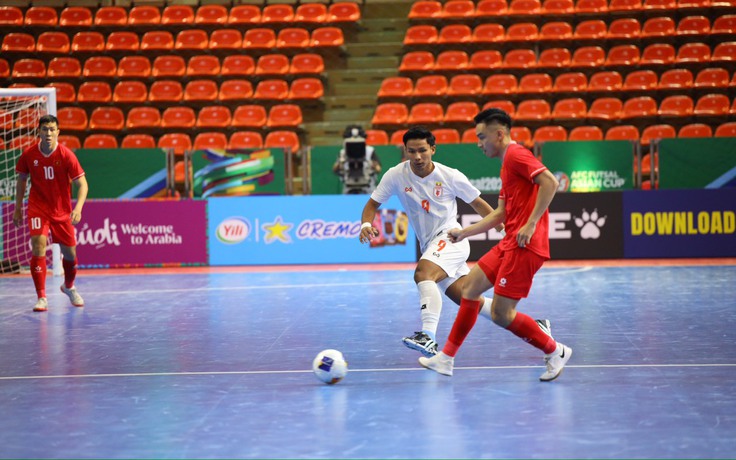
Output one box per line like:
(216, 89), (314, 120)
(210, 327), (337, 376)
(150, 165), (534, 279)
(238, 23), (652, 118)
(380, 68), (736, 98)
(51, 131), (301, 153)
(399, 42), (736, 73)
(0, 54), (324, 79)
(0, 4), (359, 27)
(48, 104), (303, 132)
(1, 27), (345, 54)
(408, 0), (735, 20)
(371, 95), (735, 126)
(404, 21), (736, 46)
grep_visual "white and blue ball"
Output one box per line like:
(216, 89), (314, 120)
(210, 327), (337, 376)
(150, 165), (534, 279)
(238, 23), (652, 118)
(312, 349), (348, 384)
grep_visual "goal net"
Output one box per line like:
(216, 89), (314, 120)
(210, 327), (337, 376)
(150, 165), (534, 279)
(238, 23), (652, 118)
(0, 88), (57, 274)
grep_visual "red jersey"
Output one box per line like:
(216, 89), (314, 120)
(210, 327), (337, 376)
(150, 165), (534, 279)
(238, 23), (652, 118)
(16, 142), (85, 220)
(498, 142), (550, 258)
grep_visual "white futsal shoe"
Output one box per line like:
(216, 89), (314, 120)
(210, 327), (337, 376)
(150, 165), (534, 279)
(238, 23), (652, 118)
(60, 284), (84, 307)
(539, 343), (572, 382)
(33, 297), (48, 312)
(418, 351), (454, 376)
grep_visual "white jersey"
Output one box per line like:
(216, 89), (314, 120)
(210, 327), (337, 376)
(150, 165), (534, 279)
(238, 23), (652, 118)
(371, 161), (481, 251)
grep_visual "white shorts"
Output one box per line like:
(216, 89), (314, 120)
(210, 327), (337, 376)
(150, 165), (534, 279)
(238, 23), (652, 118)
(419, 232), (471, 292)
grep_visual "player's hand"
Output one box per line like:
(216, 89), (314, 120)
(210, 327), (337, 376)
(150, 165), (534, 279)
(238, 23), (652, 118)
(12, 208), (22, 228)
(516, 222), (536, 248)
(359, 225), (378, 244)
(447, 228), (464, 243)
(70, 210), (82, 225)
(494, 223), (505, 233)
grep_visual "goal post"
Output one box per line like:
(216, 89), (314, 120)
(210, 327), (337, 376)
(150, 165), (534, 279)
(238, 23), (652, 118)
(0, 87), (60, 274)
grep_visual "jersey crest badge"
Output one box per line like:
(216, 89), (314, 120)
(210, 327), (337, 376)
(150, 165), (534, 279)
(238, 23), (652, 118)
(434, 182), (443, 197)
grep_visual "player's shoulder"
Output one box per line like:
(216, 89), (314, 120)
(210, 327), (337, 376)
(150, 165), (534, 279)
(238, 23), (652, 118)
(507, 142), (534, 157)
(432, 161), (469, 181)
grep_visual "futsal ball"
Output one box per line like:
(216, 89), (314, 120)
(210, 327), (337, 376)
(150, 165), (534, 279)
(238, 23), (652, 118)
(312, 349), (348, 384)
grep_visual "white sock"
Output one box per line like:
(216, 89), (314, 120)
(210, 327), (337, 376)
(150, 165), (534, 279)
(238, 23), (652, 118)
(479, 297), (492, 320)
(417, 280), (443, 340)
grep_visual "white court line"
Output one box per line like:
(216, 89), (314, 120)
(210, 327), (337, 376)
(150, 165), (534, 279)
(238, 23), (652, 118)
(1, 363), (734, 381)
(0, 267), (593, 299)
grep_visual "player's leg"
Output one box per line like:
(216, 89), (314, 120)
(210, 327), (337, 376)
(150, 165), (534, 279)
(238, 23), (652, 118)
(53, 220), (84, 307)
(27, 214), (50, 311)
(404, 258), (447, 357)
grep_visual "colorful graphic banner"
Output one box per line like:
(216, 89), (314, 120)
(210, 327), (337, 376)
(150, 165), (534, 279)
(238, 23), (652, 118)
(658, 138), (736, 189)
(208, 195), (416, 265)
(541, 140), (634, 192)
(624, 189), (736, 258)
(76, 200), (208, 267)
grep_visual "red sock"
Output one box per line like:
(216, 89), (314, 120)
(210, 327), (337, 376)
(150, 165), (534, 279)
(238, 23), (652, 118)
(30, 255), (47, 299)
(62, 257), (77, 289)
(506, 312), (557, 354)
(442, 298), (481, 357)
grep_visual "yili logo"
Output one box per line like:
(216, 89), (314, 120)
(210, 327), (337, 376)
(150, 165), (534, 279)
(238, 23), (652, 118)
(216, 217), (250, 244)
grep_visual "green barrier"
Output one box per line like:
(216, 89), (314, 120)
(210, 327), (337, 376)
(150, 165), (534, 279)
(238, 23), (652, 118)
(310, 143), (501, 194)
(75, 148), (167, 198)
(659, 138), (736, 189)
(541, 140), (634, 192)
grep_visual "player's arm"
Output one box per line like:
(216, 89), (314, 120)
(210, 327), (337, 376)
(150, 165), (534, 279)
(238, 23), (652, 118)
(359, 198), (381, 243)
(12, 173), (29, 228)
(70, 175), (89, 225)
(516, 169), (558, 248)
(468, 196), (504, 232)
(449, 199), (506, 243)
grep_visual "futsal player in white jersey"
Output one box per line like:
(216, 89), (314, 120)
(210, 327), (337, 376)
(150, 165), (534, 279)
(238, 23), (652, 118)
(358, 126), (499, 357)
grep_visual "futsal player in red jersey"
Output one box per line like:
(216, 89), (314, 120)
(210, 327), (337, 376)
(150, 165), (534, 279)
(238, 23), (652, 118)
(419, 108), (572, 381)
(13, 114), (89, 312)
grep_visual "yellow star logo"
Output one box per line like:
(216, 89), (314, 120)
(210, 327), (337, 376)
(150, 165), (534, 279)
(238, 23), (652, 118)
(262, 216), (293, 244)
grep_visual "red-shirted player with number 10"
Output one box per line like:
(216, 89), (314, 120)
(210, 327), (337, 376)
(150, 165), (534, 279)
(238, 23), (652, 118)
(419, 108), (573, 382)
(13, 114), (89, 312)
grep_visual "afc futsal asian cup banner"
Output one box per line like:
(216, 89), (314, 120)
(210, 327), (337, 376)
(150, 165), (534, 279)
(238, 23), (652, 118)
(75, 200), (208, 267)
(208, 195), (416, 265)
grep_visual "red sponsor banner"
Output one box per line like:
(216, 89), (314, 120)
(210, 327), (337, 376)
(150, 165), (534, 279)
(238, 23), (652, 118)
(76, 200), (207, 267)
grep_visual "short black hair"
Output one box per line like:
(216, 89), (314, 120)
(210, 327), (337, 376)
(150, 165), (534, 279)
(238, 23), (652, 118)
(473, 108), (512, 129)
(38, 114), (59, 127)
(403, 126), (436, 146)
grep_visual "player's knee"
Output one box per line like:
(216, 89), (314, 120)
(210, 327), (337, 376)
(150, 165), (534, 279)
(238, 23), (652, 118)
(491, 309), (513, 328)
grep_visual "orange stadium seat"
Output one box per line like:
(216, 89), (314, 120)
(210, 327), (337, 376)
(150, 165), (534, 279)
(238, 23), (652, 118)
(187, 55), (221, 77)
(473, 23), (506, 43)
(288, 78), (324, 99)
(77, 82), (113, 103)
(712, 15), (736, 34)
(113, 81), (149, 103)
(605, 125), (640, 141)
(12, 59), (46, 78)
(222, 55), (256, 77)
(538, 48), (572, 68)
(641, 17), (676, 37)
(508, 0), (543, 15)
(162, 108), (197, 129)
(89, 107), (124, 131)
(365, 130), (389, 146)
(378, 77), (414, 98)
(694, 68), (730, 88)
(574, 20), (608, 39)
(676, 42), (712, 63)
(291, 53), (324, 75)
(640, 43), (676, 65)
(184, 80), (219, 102)
(295, 3), (327, 23)
(391, 130), (408, 146)
(244, 29), (277, 49)
(84, 134), (118, 149)
(0, 59), (9, 78)
(195, 5), (228, 25)
(569, 126), (604, 141)
(256, 54), (290, 76)
(262, 4), (295, 24)
(409, 1), (443, 19)
(461, 128), (478, 143)
(210, 29), (243, 50)
(229, 131), (264, 149)
(576, 0), (610, 12)
(443, 0), (476, 18)
(711, 42), (736, 62)
(311, 27), (345, 47)
(128, 6), (161, 25)
(162, 5), (195, 25)
(253, 80), (290, 100)
(219, 80), (254, 101)
(158, 133), (192, 155)
(516, 99), (552, 121)
(58, 135), (81, 150)
(71, 32), (105, 52)
(0, 6), (23, 25)
(228, 5), (261, 25)
(533, 125), (567, 143)
(60, 7), (92, 27)
(445, 102), (480, 123)
(607, 18), (641, 39)
(196, 106), (232, 128)
(408, 103), (444, 124)
(506, 22), (539, 42)
(715, 122), (736, 137)
(469, 50), (503, 70)
(502, 49), (537, 68)
(106, 31), (140, 51)
(694, 93), (730, 116)
(141, 31), (175, 51)
(552, 98), (587, 119)
(434, 129), (461, 144)
(194, 132), (228, 150)
(678, 123), (713, 137)
(267, 104), (303, 128)
(540, 22), (574, 41)
(277, 28), (312, 49)
(483, 74), (519, 95)
(176, 29), (209, 50)
(448, 74), (484, 96)
(571, 46), (605, 67)
(95, 6), (127, 26)
(46, 82), (76, 103)
(117, 56), (151, 78)
(542, 0), (575, 14)
(659, 68), (694, 90)
(641, 124), (676, 145)
(25, 6), (58, 26)
(126, 107), (161, 129)
(589, 71), (623, 91)
(36, 32), (70, 54)
(149, 80), (184, 103)
(554, 72), (588, 92)
(121, 134), (156, 149)
(605, 45), (641, 67)
(476, 0), (509, 16)
(83, 56), (117, 78)
(372, 103), (409, 125)
(659, 95), (695, 117)
(511, 127), (533, 147)
(264, 131), (301, 152)
(483, 100), (516, 116)
(404, 25), (439, 45)
(414, 75), (449, 97)
(439, 24), (474, 44)
(677, 15), (711, 35)
(588, 97), (624, 120)
(399, 52), (435, 72)
(518, 73), (553, 93)
(435, 50), (469, 71)
(232, 105), (268, 128)
(678, 0), (710, 8)
(3, 33), (35, 52)
(622, 96), (658, 119)
(57, 107), (88, 131)
(623, 70), (658, 91)
(643, 0), (677, 10)
(153, 55), (187, 78)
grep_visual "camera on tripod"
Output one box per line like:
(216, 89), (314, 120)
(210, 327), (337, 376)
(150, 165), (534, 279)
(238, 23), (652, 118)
(335, 125), (380, 195)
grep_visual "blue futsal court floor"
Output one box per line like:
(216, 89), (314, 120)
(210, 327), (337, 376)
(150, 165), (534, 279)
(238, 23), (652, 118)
(0, 260), (735, 459)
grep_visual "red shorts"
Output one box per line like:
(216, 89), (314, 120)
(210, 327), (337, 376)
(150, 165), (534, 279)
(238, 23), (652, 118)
(27, 213), (76, 247)
(477, 245), (547, 300)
